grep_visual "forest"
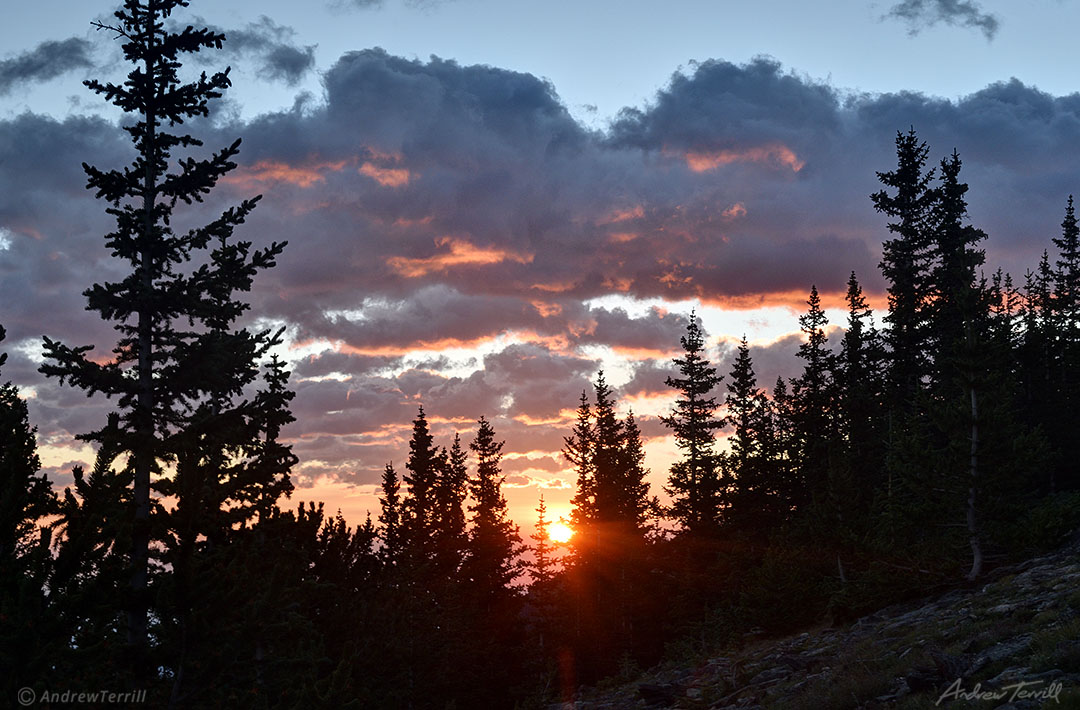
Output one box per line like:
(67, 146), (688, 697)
(3, 1), (1080, 708)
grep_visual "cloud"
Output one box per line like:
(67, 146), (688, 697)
(198, 16), (316, 86)
(7, 49), (1080, 495)
(885, 0), (1000, 40)
(0, 38), (94, 96)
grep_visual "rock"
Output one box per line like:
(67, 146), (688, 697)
(638, 682), (680, 707)
(970, 635), (1032, 673)
(987, 603), (1019, 614)
(985, 666), (1031, 685)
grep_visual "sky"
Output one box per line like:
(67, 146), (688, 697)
(3, 0), (1080, 533)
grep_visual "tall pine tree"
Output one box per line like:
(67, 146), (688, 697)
(39, 0), (291, 679)
(662, 313), (724, 536)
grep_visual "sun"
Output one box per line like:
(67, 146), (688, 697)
(548, 521), (574, 544)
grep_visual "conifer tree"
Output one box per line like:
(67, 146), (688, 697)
(872, 129), (936, 410)
(662, 314), (724, 535)
(724, 336), (776, 531)
(835, 272), (885, 525)
(38, 0), (290, 674)
(529, 495), (557, 589)
(791, 285), (837, 513)
(433, 433), (469, 575)
(464, 417), (523, 603)
(565, 390), (596, 533)
(401, 407), (441, 562)
(378, 462), (403, 566)
(564, 373), (655, 678)
(1052, 197), (1080, 486)
(0, 326), (58, 697)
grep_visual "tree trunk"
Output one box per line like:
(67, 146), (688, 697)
(129, 5), (158, 676)
(966, 385), (982, 582)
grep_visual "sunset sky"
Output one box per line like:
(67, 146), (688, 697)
(3, 0), (1080, 531)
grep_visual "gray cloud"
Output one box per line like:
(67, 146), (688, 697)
(195, 16), (316, 86)
(0, 37), (94, 96)
(886, 0), (1000, 40)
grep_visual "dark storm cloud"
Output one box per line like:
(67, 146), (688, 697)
(195, 16), (316, 86)
(886, 0), (1000, 40)
(0, 38), (94, 96)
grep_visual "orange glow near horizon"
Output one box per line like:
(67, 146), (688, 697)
(548, 521), (573, 543)
(698, 287), (885, 312)
(682, 144), (805, 173)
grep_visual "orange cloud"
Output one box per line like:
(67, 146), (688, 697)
(223, 158), (349, 188)
(529, 281), (577, 294)
(330, 334), (503, 357)
(511, 409), (579, 427)
(359, 162), (411, 187)
(722, 202), (747, 218)
(682, 144), (805, 173)
(597, 205), (645, 225)
(698, 287), (878, 311)
(387, 237), (534, 278)
(531, 300), (563, 318)
(610, 345), (681, 360)
(608, 232), (639, 244)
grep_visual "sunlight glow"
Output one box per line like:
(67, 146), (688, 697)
(549, 521), (574, 543)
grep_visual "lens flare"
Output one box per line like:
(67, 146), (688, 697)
(549, 521), (574, 543)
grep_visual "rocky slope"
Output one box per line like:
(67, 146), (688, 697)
(562, 539), (1080, 709)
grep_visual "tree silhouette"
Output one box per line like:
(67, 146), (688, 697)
(662, 313), (724, 535)
(39, 0), (290, 679)
(0, 325), (57, 699)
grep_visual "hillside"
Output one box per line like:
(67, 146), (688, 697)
(566, 537), (1080, 709)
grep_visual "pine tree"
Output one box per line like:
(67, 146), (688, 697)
(724, 336), (774, 531)
(564, 373), (655, 679)
(791, 285), (837, 513)
(0, 325), (58, 698)
(565, 390), (596, 533)
(529, 495), (558, 589)
(378, 462), (403, 566)
(872, 128), (936, 411)
(1052, 197), (1080, 487)
(835, 272), (885, 530)
(401, 407), (441, 563)
(464, 417), (523, 603)
(662, 313), (724, 535)
(38, 0), (290, 676)
(433, 433), (469, 576)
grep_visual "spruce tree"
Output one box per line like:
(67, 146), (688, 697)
(836, 272), (885, 529)
(872, 129), (936, 411)
(378, 462), (403, 566)
(791, 285), (837, 513)
(529, 495), (557, 589)
(662, 313), (724, 535)
(433, 433), (469, 576)
(1052, 197), (1080, 487)
(401, 407), (441, 563)
(724, 336), (774, 532)
(0, 326), (57, 697)
(39, 0), (290, 676)
(464, 417), (523, 603)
